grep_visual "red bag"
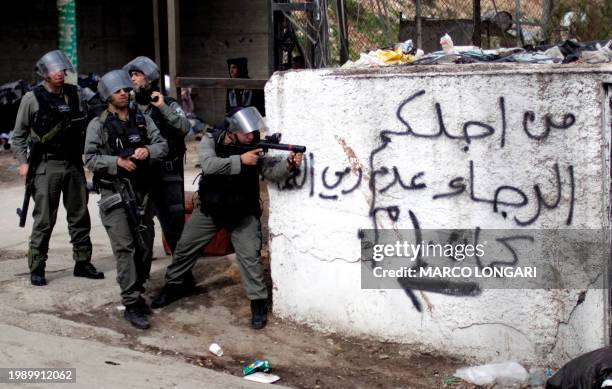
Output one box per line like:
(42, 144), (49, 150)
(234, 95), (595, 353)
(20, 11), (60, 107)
(162, 191), (235, 256)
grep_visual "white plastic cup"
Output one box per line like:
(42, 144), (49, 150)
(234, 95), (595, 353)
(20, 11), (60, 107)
(209, 343), (223, 357)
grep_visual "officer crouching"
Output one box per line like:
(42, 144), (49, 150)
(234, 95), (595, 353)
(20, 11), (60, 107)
(151, 106), (303, 330)
(84, 70), (168, 330)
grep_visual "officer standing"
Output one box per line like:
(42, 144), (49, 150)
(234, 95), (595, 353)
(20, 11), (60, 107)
(84, 70), (168, 330)
(123, 56), (190, 254)
(12, 49), (104, 286)
(152, 106), (302, 330)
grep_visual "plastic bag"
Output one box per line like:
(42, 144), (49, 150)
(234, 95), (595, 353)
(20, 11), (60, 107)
(375, 48), (415, 65)
(544, 46), (565, 61)
(395, 39), (414, 54)
(454, 361), (528, 386)
(440, 33), (455, 54)
(579, 40), (612, 64)
(341, 51), (380, 68)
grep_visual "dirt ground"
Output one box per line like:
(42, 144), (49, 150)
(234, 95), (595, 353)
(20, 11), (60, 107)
(57, 256), (470, 389)
(0, 139), (504, 389)
(0, 147), (20, 187)
(191, 139), (469, 388)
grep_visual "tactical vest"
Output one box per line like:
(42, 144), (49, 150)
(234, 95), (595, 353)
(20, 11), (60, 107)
(135, 87), (186, 162)
(198, 129), (261, 229)
(147, 96), (186, 161)
(100, 108), (150, 189)
(31, 83), (86, 159)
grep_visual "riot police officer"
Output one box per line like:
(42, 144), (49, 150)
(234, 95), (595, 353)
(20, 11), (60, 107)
(152, 106), (302, 330)
(12, 49), (103, 286)
(84, 70), (168, 330)
(123, 56), (190, 254)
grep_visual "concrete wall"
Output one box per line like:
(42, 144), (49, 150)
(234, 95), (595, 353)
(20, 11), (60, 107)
(76, 0), (154, 75)
(0, 0), (268, 125)
(265, 64), (612, 365)
(180, 0), (269, 125)
(0, 0), (58, 84)
(0, 0), (153, 84)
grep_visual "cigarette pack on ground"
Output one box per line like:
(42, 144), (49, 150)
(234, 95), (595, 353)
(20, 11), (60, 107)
(242, 359), (271, 376)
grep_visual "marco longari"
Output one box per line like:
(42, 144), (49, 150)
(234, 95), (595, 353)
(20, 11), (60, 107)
(373, 266), (537, 278)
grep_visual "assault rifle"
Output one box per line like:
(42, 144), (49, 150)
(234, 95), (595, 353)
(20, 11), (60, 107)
(114, 178), (148, 251)
(102, 177), (148, 251)
(16, 142), (43, 227)
(227, 133), (306, 154)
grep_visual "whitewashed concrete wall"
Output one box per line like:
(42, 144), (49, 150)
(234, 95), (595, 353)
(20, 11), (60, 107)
(265, 64), (612, 365)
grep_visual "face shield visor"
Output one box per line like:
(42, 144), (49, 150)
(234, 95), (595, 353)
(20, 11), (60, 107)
(123, 56), (160, 83)
(226, 106), (267, 135)
(35, 50), (76, 84)
(97, 70), (133, 102)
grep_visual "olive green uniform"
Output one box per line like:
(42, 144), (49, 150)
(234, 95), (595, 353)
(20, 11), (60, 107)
(84, 112), (167, 306)
(136, 99), (190, 253)
(12, 83), (92, 271)
(164, 132), (291, 300)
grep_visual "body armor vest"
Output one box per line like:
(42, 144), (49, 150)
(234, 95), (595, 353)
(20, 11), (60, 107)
(32, 83), (86, 159)
(198, 129), (260, 229)
(103, 108), (150, 189)
(135, 89), (186, 161)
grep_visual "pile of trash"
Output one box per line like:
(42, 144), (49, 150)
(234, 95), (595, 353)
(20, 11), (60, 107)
(342, 33), (612, 68)
(451, 346), (612, 389)
(207, 342), (281, 384)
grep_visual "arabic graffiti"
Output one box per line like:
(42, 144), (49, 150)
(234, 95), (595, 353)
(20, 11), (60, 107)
(279, 89), (578, 310)
(393, 90), (575, 149)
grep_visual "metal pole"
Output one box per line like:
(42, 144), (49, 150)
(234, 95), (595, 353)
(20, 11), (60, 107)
(335, 0), (349, 64)
(472, 0), (481, 47)
(267, 0), (275, 75)
(167, 0), (180, 99)
(514, 0), (523, 47)
(318, 0), (330, 67)
(312, 0), (329, 68)
(415, 0), (422, 50)
(542, 0), (554, 43)
(308, 0), (316, 68)
(57, 0), (78, 75)
(152, 0), (164, 92)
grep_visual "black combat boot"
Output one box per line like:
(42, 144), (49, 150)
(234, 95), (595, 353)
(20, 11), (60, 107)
(73, 262), (105, 279)
(151, 273), (196, 309)
(30, 262), (47, 286)
(151, 284), (188, 308)
(183, 271), (196, 290)
(250, 299), (268, 330)
(124, 304), (150, 329)
(137, 296), (152, 315)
